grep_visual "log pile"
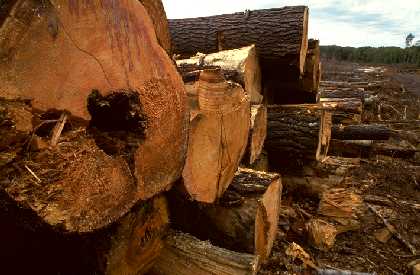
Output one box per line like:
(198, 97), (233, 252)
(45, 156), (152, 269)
(3, 1), (410, 274)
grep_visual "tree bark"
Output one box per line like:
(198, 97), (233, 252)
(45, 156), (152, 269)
(169, 6), (308, 74)
(139, 0), (172, 55)
(176, 45), (262, 103)
(332, 124), (391, 140)
(266, 106), (332, 171)
(243, 104), (267, 165)
(329, 140), (417, 159)
(0, 1), (188, 210)
(169, 168), (281, 262)
(149, 231), (260, 275)
(0, 194), (168, 275)
(182, 69), (250, 203)
(320, 89), (365, 100)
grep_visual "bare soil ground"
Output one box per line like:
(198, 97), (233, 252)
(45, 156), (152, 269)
(260, 60), (420, 275)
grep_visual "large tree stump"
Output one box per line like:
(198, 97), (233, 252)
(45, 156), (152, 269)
(169, 6), (308, 75)
(176, 45), (262, 104)
(170, 168), (281, 262)
(0, 194), (169, 275)
(0, 0), (188, 231)
(182, 69), (250, 203)
(266, 105), (332, 172)
(149, 231), (260, 275)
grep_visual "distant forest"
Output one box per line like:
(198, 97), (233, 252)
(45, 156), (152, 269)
(320, 45), (420, 66)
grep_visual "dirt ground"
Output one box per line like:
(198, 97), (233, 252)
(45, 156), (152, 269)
(260, 60), (420, 275)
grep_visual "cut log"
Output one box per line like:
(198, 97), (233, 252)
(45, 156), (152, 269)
(0, 194), (169, 275)
(0, 0), (188, 228)
(139, 0), (171, 55)
(182, 69), (250, 203)
(332, 124), (392, 140)
(176, 45), (262, 104)
(329, 140), (417, 159)
(320, 89), (365, 100)
(0, 99), (143, 232)
(266, 106), (332, 171)
(169, 6), (309, 74)
(243, 104), (267, 165)
(264, 39), (320, 104)
(269, 99), (363, 115)
(149, 231), (260, 275)
(169, 168), (281, 261)
(318, 98), (363, 114)
(301, 39), (321, 93)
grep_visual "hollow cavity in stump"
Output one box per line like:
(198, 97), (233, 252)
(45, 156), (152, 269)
(87, 89), (147, 171)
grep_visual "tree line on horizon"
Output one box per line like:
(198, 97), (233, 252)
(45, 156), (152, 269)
(320, 45), (420, 67)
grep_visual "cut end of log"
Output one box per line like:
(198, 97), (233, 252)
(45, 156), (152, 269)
(299, 7), (309, 75)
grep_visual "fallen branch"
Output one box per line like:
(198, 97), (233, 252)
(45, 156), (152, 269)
(367, 204), (417, 255)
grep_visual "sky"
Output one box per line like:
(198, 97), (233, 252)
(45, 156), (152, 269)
(162, 0), (420, 48)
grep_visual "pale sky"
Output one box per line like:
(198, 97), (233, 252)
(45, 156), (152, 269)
(162, 0), (420, 48)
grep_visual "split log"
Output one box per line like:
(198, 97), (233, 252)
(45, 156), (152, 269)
(266, 106), (332, 171)
(0, 194), (169, 275)
(243, 104), (267, 165)
(182, 69), (250, 203)
(0, 0), (188, 230)
(301, 39), (321, 93)
(306, 219), (337, 251)
(150, 231), (260, 275)
(169, 6), (309, 74)
(169, 168), (282, 261)
(176, 45), (262, 104)
(332, 124), (392, 140)
(139, 0), (171, 55)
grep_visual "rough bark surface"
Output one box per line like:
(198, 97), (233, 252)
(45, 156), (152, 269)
(169, 6), (308, 74)
(149, 231), (260, 275)
(266, 106), (332, 171)
(182, 69), (250, 203)
(332, 124), (391, 140)
(177, 45), (262, 103)
(0, 0), (188, 205)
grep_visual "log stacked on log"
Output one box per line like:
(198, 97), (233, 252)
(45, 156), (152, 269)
(265, 105), (332, 172)
(0, 2), (342, 273)
(176, 45), (263, 104)
(169, 6), (308, 74)
(0, 0), (185, 273)
(301, 39), (321, 94)
(168, 168), (282, 262)
(168, 6), (312, 104)
(150, 231), (260, 275)
(181, 69), (250, 203)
